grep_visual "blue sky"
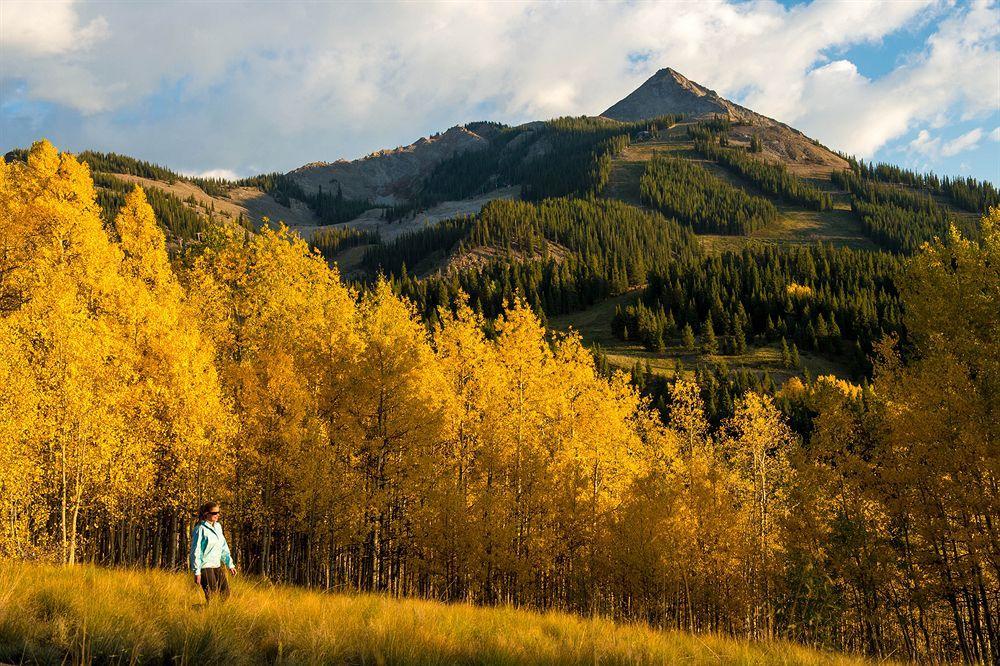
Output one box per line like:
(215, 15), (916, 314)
(2, 1), (997, 182)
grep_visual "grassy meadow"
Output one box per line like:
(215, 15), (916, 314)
(0, 562), (875, 665)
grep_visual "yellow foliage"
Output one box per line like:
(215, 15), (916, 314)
(812, 374), (863, 400)
(0, 141), (232, 562)
(785, 282), (812, 300)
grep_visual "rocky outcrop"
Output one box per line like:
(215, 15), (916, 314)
(287, 125), (489, 205)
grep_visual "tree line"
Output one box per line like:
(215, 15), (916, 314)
(613, 243), (904, 375)
(2, 142), (996, 663)
(91, 172), (209, 241)
(362, 217), (473, 275)
(388, 197), (699, 321)
(234, 173), (372, 225)
(694, 136), (833, 211)
(640, 153), (778, 235)
(309, 226), (380, 260)
(831, 168), (954, 253)
(843, 155), (999, 214)
(71, 149), (238, 198)
(415, 115), (684, 209)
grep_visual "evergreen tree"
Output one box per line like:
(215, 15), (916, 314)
(640, 153), (777, 235)
(682, 323), (696, 351)
(694, 134), (832, 210)
(654, 330), (666, 353)
(702, 317), (717, 355)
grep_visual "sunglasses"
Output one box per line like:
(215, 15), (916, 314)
(209, 511), (220, 516)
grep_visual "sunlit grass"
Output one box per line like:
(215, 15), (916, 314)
(0, 562), (875, 665)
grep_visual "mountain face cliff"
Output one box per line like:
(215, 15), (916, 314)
(287, 125), (489, 205)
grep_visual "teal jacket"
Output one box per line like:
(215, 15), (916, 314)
(189, 520), (234, 575)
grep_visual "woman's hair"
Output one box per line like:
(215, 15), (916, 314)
(197, 501), (220, 521)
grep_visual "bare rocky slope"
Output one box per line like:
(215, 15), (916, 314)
(111, 173), (318, 229)
(602, 68), (763, 125)
(288, 125), (489, 204)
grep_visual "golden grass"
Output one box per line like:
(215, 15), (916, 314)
(0, 562), (875, 665)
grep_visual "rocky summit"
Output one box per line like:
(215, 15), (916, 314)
(602, 67), (762, 125)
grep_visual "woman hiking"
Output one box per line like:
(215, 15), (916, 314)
(190, 501), (237, 602)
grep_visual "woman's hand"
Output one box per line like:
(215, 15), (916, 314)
(194, 573), (201, 586)
(228, 567), (237, 576)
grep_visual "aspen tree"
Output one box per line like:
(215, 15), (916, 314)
(1, 141), (142, 563)
(112, 186), (233, 561)
(350, 279), (446, 593)
(871, 214), (1000, 662)
(489, 300), (557, 602)
(0, 323), (38, 555)
(188, 224), (360, 577)
(723, 392), (794, 638)
(431, 302), (497, 600)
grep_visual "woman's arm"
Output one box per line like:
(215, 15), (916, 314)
(220, 527), (234, 570)
(189, 524), (204, 576)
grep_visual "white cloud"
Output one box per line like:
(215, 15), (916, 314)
(909, 127), (986, 159)
(184, 168), (240, 181)
(1, 0), (996, 176)
(990, 127), (1000, 142)
(941, 128), (984, 156)
(1, 0), (108, 56)
(910, 129), (942, 157)
(788, 1), (999, 157)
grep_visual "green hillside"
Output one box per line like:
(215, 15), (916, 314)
(16, 110), (989, 422)
(363, 115), (988, 418)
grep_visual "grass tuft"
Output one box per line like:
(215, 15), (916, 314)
(0, 562), (877, 665)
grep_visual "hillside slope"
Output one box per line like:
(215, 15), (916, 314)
(602, 68), (846, 172)
(1, 563), (876, 665)
(110, 173), (319, 229)
(289, 125), (490, 204)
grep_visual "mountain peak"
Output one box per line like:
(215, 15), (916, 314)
(601, 67), (758, 125)
(655, 67), (698, 85)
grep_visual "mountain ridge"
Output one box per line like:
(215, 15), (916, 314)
(288, 125), (490, 205)
(285, 67), (846, 208)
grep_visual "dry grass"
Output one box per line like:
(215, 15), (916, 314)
(0, 562), (876, 665)
(111, 173), (321, 230)
(697, 209), (879, 254)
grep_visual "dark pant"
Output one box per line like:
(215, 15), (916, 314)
(200, 567), (230, 602)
